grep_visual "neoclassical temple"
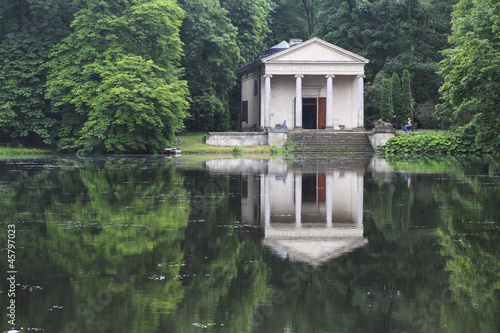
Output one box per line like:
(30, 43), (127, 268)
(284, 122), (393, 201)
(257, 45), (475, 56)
(238, 37), (370, 131)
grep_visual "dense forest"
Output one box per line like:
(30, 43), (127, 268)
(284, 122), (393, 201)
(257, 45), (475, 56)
(0, 0), (498, 153)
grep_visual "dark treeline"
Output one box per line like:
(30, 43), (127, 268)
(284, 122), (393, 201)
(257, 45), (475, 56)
(0, 0), (498, 153)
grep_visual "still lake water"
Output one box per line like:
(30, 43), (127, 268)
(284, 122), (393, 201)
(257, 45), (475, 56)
(1, 155), (499, 333)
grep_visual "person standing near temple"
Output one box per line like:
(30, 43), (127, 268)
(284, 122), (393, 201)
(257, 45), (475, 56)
(390, 114), (397, 128)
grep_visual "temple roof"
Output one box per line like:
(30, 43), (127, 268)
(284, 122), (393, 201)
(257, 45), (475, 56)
(238, 37), (369, 73)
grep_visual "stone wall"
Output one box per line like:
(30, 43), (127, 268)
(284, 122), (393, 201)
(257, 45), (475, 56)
(206, 131), (287, 148)
(367, 132), (395, 149)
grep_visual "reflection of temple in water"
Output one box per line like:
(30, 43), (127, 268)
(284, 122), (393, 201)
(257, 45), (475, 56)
(206, 158), (372, 265)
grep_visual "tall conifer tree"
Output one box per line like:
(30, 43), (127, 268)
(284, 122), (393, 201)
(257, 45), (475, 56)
(391, 73), (402, 116)
(381, 79), (394, 122)
(401, 69), (413, 120)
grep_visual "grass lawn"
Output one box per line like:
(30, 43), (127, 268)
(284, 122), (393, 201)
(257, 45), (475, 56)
(0, 144), (54, 155)
(175, 132), (272, 155)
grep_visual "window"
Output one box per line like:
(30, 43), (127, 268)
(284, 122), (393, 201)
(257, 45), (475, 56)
(253, 80), (258, 96)
(241, 101), (248, 123)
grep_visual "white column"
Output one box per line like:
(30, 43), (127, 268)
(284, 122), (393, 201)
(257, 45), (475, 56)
(295, 173), (302, 229)
(357, 174), (363, 228)
(263, 74), (273, 128)
(295, 74), (304, 128)
(264, 174), (271, 227)
(326, 74), (335, 128)
(357, 75), (365, 129)
(326, 173), (333, 228)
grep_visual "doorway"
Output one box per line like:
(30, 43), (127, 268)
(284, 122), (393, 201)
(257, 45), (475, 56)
(301, 97), (326, 129)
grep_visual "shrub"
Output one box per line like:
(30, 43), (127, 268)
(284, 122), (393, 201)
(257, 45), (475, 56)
(384, 132), (480, 156)
(414, 101), (440, 129)
(270, 145), (280, 155)
(231, 146), (243, 157)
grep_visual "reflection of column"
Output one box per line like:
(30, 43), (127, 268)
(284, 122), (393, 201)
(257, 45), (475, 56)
(295, 173), (302, 228)
(326, 74), (335, 128)
(357, 174), (363, 228)
(264, 74), (273, 128)
(357, 75), (365, 128)
(326, 173), (333, 228)
(295, 74), (304, 128)
(265, 174), (271, 227)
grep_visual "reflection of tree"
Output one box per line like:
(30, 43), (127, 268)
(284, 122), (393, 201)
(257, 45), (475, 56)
(254, 158), (500, 332)
(0, 158), (190, 333)
(434, 158), (500, 332)
(254, 212), (449, 332)
(164, 171), (270, 332)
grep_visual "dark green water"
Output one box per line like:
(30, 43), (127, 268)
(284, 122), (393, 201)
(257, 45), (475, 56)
(1, 155), (499, 333)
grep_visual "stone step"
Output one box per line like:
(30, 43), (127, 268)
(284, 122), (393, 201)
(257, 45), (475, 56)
(289, 132), (373, 153)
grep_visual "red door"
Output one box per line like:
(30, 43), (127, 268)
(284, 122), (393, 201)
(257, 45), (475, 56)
(318, 97), (326, 129)
(317, 173), (326, 202)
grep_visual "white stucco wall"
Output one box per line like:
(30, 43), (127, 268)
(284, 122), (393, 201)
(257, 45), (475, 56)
(240, 68), (260, 130)
(332, 75), (356, 130)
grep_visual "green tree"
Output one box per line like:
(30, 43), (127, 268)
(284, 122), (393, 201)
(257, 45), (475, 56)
(437, 0), (500, 152)
(220, 0), (272, 63)
(364, 71), (387, 128)
(0, 0), (75, 145)
(219, 0), (272, 129)
(315, 0), (403, 79)
(45, 0), (189, 153)
(401, 69), (413, 121)
(380, 79), (393, 121)
(266, 0), (310, 44)
(301, 0), (317, 36)
(179, 0), (241, 132)
(315, 0), (455, 104)
(391, 72), (402, 116)
(382, 0), (454, 104)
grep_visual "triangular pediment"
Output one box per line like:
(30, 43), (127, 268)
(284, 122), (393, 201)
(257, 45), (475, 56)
(263, 37), (369, 64)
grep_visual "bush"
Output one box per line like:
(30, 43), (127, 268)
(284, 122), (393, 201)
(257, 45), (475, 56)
(384, 132), (480, 156)
(270, 145), (280, 155)
(414, 101), (440, 129)
(231, 146), (243, 157)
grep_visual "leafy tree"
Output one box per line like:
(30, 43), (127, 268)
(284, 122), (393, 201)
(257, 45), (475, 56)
(414, 101), (440, 129)
(45, 0), (189, 153)
(382, 0), (454, 104)
(391, 72), (402, 116)
(380, 78), (393, 121)
(0, 0), (75, 145)
(315, 0), (403, 79)
(266, 0), (310, 44)
(300, 0), (317, 36)
(315, 0), (455, 107)
(219, 0), (272, 129)
(437, 0), (500, 152)
(220, 0), (272, 63)
(179, 0), (241, 132)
